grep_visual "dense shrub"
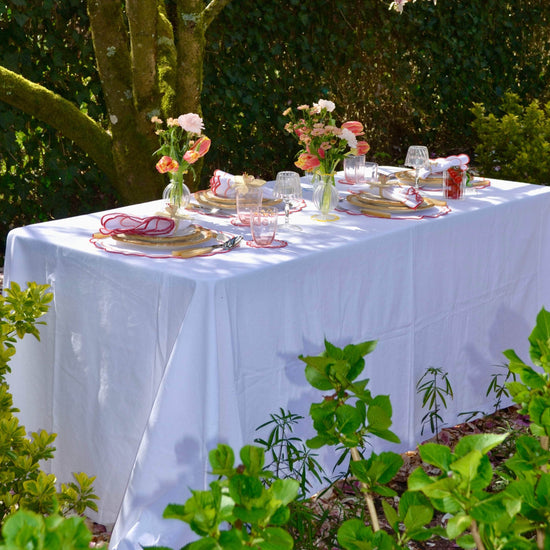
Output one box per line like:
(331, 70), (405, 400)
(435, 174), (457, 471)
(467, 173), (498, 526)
(471, 93), (550, 184)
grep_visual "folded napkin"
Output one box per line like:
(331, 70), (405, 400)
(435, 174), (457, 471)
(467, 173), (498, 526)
(419, 154), (469, 178)
(210, 169), (271, 198)
(99, 213), (176, 236)
(209, 169), (237, 198)
(377, 185), (424, 209)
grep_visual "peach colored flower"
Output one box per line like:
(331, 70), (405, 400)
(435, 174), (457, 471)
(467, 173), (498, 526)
(342, 121), (364, 136)
(355, 141), (370, 155)
(183, 136), (211, 164)
(156, 155), (179, 174)
(295, 152), (321, 171)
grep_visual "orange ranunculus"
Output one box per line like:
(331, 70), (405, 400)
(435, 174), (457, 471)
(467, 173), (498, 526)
(295, 152), (321, 171)
(355, 141), (370, 155)
(342, 121), (364, 136)
(183, 136), (211, 164)
(156, 155), (179, 174)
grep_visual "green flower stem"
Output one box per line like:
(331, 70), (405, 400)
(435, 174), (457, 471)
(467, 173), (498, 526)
(350, 447), (380, 532)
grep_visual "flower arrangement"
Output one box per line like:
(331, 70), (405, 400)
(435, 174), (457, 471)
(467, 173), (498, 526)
(283, 99), (370, 180)
(151, 113), (211, 212)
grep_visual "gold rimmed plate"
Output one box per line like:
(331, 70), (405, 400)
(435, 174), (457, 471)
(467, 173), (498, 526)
(112, 225), (215, 248)
(195, 189), (282, 210)
(347, 193), (437, 212)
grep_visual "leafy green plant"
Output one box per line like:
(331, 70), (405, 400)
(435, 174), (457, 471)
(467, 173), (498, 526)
(0, 507), (92, 550)
(148, 444), (299, 550)
(254, 408), (325, 500)
(471, 93), (550, 185)
(0, 282), (98, 526)
(416, 367), (454, 440)
(486, 364), (517, 413)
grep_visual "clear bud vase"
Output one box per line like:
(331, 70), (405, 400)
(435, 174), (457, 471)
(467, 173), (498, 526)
(311, 173), (340, 222)
(163, 175), (191, 218)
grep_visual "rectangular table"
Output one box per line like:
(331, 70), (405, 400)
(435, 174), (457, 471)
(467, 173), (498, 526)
(4, 171), (550, 549)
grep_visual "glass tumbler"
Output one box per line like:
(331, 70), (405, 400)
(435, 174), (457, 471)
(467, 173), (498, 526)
(250, 207), (278, 246)
(443, 166), (466, 200)
(343, 155), (366, 183)
(236, 187), (263, 225)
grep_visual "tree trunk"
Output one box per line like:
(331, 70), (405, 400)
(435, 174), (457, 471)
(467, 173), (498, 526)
(0, 0), (233, 205)
(87, 0), (163, 204)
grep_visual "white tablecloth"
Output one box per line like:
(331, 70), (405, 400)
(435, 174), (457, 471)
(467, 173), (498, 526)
(4, 171), (550, 549)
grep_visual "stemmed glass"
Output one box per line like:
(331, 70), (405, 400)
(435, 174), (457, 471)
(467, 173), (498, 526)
(273, 171), (303, 232)
(405, 146), (429, 189)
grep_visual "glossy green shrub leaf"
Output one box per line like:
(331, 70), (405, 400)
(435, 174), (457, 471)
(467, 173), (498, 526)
(454, 432), (509, 457)
(418, 443), (453, 472)
(210, 444), (235, 476)
(337, 518), (395, 550)
(240, 445), (264, 476)
(528, 307), (550, 370)
(257, 526), (294, 550)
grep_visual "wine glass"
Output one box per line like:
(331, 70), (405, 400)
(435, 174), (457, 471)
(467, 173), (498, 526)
(273, 171), (303, 232)
(405, 146), (429, 189)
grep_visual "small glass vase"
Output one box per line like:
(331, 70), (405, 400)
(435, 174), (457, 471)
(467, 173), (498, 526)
(311, 172), (339, 222)
(163, 176), (191, 218)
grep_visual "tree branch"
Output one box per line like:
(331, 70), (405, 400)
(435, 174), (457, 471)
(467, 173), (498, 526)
(0, 66), (115, 181)
(202, 0), (233, 30)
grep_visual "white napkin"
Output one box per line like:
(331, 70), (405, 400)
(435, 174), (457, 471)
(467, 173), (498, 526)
(99, 213), (176, 236)
(209, 169), (237, 198)
(378, 185), (424, 209)
(209, 169), (272, 198)
(419, 154), (469, 179)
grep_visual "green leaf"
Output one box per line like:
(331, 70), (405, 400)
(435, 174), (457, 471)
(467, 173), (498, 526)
(336, 404), (363, 436)
(337, 518), (377, 549)
(228, 474), (263, 504)
(270, 478), (299, 506)
(381, 499), (399, 532)
(257, 526), (294, 550)
(470, 495), (508, 523)
(445, 512), (471, 539)
(240, 445), (264, 476)
(450, 450), (483, 485)
(529, 307), (550, 370)
(210, 444), (235, 476)
(418, 443), (453, 472)
(302, 356), (335, 391)
(454, 432), (508, 457)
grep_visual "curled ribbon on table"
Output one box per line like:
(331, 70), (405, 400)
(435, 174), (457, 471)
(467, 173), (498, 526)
(377, 185), (424, 209)
(99, 213), (176, 236)
(419, 154), (470, 179)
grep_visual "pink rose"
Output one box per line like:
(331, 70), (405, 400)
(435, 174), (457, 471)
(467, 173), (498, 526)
(177, 113), (204, 135)
(355, 141), (370, 155)
(183, 136), (211, 164)
(295, 152), (321, 171)
(342, 121), (364, 136)
(156, 155), (179, 174)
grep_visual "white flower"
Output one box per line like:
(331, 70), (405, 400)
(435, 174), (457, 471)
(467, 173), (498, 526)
(316, 99), (336, 112)
(341, 128), (357, 148)
(177, 113), (204, 135)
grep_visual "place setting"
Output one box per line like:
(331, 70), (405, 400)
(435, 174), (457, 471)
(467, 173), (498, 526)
(90, 212), (242, 259)
(394, 150), (491, 194)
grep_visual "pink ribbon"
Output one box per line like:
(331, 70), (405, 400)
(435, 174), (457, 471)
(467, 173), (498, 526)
(99, 213), (175, 236)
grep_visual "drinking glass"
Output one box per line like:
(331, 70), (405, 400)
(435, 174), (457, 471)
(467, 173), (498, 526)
(363, 162), (378, 184)
(443, 166), (466, 200)
(236, 187), (263, 225)
(405, 145), (429, 189)
(250, 207), (278, 246)
(273, 171), (303, 232)
(343, 155), (366, 184)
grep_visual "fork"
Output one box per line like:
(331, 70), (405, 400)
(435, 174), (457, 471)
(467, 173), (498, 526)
(172, 235), (242, 258)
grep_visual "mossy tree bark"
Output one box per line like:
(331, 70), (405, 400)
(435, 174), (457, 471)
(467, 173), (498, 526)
(0, 0), (233, 204)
